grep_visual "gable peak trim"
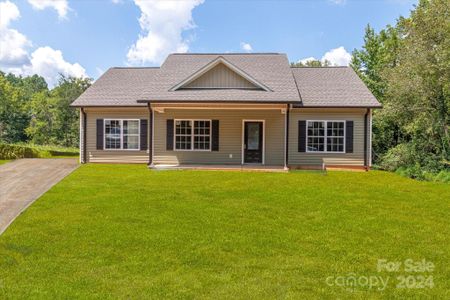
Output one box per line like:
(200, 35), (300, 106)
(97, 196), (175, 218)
(169, 56), (272, 92)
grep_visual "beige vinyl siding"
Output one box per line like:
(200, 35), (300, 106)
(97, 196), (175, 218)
(183, 63), (257, 89)
(84, 107), (149, 163)
(288, 108), (368, 167)
(153, 109), (285, 166)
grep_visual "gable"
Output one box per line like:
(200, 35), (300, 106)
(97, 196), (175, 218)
(171, 57), (271, 92)
(182, 63), (260, 89)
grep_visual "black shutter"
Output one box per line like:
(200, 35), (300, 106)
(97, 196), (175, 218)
(140, 119), (148, 150)
(298, 120), (306, 152)
(166, 119), (174, 150)
(346, 121), (354, 153)
(211, 120), (219, 151)
(96, 119), (103, 150)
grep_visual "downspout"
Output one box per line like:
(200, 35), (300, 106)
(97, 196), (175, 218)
(147, 103), (153, 166)
(364, 109), (369, 171)
(285, 104), (290, 170)
(81, 108), (87, 164)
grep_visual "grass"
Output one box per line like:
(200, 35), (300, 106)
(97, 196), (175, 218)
(0, 165), (448, 299)
(0, 160), (10, 165)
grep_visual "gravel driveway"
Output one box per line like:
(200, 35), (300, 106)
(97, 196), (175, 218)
(0, 159), (79, 235)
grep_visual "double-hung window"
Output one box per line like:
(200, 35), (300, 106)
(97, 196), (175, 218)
(105, 119), (140, 150)
(307, 121), (345, 153)
(175, 120), (211, 151)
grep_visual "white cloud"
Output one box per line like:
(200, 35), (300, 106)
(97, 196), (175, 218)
(0, 0), (20, 28)
(322, 46), (351, 66)
(27, 0), (69, 19)
(0, 1), (87, 87)
(240, 42), (253, 52)
(127, 0), (204, 65)
(297, 46), (352, 66)
(111, 0), (122, 4)
(297, 56), (317, 64)
(19, 47), (87, 86)
(0, 28), (31, 66)
(0, 1), (31, 67)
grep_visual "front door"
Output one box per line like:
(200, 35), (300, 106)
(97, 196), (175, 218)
(244, 121), (263, 164)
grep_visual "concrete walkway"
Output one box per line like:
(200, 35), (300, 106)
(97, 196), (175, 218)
(0, 159), (79, 235)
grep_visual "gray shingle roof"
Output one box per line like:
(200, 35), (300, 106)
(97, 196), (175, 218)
(292, 67), (381, 108)
(136, 53), (300, 103)
(71, 53), (381, 108)
(71, 67), (159, 107)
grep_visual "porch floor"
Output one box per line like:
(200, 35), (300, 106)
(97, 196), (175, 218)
(150, 164), (288, 172)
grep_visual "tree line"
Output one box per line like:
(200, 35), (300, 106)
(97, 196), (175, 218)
(293, 0), (449, 179)
(0, 73), (91, 148)
(351, 0), (449, 179)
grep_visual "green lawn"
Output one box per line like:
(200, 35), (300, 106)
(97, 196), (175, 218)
(0, 165), (448, 299)
(0, 160), (10, 165)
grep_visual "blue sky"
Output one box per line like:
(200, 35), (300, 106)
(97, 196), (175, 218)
(1, 0), (416, 86)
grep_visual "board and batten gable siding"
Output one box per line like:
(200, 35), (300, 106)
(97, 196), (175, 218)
(288, 108), (369, 167)
(153, 109), (285, 165)
(84, 107), (149, 163)
(183, 63), (257, 89)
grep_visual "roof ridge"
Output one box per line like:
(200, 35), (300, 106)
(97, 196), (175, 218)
(170, 53), (285, 55)
(290, 66), (350, 69)
(111, 67), (160, 69)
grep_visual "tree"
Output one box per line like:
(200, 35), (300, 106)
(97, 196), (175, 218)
(291, 59), (331, 67)
(6, 73), (48, 98)
(26, 91), (55, 145)
(24, 75), (91, 147)
(50, 75), (91, 147)
(351, 24), (400, 101)
(0, 73), (29, 143)
(351, 0), (450, 175)
(382, 0), (449, 171)
(351, 25), (402, 160)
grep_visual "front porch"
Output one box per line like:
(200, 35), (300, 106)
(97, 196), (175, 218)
(151, 104), (288, 168)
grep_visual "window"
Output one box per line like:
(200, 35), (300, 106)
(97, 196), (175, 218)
(105, 120), (121, 149)
(105, 119), (139, 150)
(123, 120), (139, 149)
(175, 119), (211, 151)
(307, 121), (325, 152)
(175, 120), (192, 150)
(194, 120), (210, 150)
(307, 121), (345, 153)
(326, 121), (344, 152)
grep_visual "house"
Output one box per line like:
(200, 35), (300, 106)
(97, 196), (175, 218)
(70, 53), (381, 170)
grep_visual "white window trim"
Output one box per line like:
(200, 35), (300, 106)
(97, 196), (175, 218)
(104, 119), (140, 151)
(173, 119), (212, 152)
(306, 120), (346, 154)
(241, 119), (266, 165)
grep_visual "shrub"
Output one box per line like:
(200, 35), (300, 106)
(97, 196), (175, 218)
(432, 170), (450, 183)
(378, 143), (449, 182)
(379, 143), (414, 171)
(0, 143), (78, 159)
